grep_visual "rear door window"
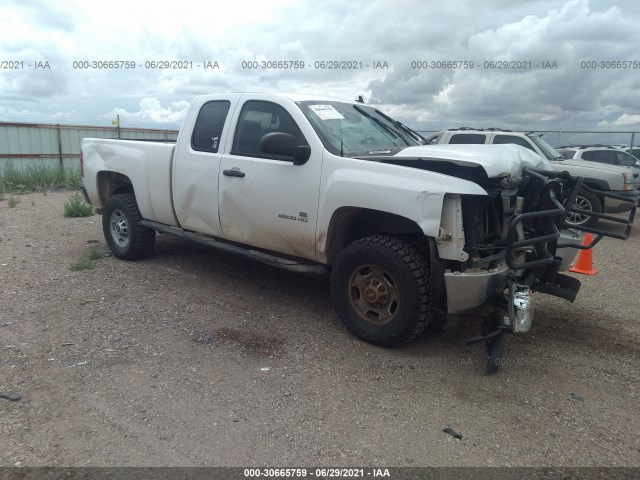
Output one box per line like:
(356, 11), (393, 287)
(449, 134), (487, 144)
(582, 150), (617, 164)
(493, 135), (536, 151)
(191, 101), (231, 153)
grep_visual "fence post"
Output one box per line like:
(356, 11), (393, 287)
(56, 124), (64, 172)
(630, 132), (635, 151)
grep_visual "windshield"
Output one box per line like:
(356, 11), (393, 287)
(296, 101), (420, 156)
(616, 151), (640, 167)
(529, 135), (562, 161)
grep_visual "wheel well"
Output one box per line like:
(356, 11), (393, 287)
(325, 207), (425, 265)
(97, 171), (135, 205)
(582, 179), (609, 191)
(580, 182), (605, 206)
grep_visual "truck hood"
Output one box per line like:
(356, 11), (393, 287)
(360, 144), (551, 179)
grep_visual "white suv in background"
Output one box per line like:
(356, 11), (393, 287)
(558, 145), (640, 173)
(427, 128), (640, 227)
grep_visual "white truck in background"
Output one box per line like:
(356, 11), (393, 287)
(427, 128), (640, 227)
(80, 93), (637, 373)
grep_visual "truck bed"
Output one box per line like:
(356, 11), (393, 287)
(81, 138), (179, 227)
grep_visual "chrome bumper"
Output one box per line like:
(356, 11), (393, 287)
(444, 264), (509, 314)
(556, 229), (582, 271)
(444, 228), (580, 315)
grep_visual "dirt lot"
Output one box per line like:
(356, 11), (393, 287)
(0, 191), (639, 468)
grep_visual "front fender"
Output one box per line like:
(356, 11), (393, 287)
(315, 153), (487, 261)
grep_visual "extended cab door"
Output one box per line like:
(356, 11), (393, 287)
(172, 97), (236, 237)
(218, 97), (322, 260)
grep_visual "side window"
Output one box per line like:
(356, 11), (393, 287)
(231, 100), (307, 158)
(615, 151), (635, 167)
(493, 135), (535, 152)
(583, 151), (615, 164)
(449, 134), (487, 144)
(191, 101), (231, 153)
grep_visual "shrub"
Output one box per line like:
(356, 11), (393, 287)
(69, 261), (95, 271)
(7, 196), (20, 208)
(64, 193), (93, 217)
(1, 162), (82, 193)
(69, 247), (104, 271)
(85, 247), (103, 260)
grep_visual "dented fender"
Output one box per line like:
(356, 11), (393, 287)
(315, 151), (487, 262)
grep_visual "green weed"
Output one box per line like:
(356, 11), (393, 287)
(64, 193), (93, 217)
(69, 246), (104, 271)
(69, 261), (95, 271)
(1, 162), (82, 193)
(85, 247), (103, 260)
(7, 197), (20, 208)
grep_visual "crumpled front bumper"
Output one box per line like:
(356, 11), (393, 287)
(443, 229), (581, 316)
(444, 264), (509, 315)
(444, 268), (535, 332)
(443, 167), (637, 328)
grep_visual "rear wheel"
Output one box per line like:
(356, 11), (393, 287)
(565, 189), (601, 227)
(102, 193), (155, 260)
(330, 235), (432, 347)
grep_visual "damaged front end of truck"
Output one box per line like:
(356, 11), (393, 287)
(365, 143), (638, 373)
(440, 166), (636, 372)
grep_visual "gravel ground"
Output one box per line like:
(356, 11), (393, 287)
(0, 191), (639, 468)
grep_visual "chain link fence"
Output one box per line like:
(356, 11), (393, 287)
(528, 131), (638, 151)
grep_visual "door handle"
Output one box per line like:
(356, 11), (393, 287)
(223, 169), (245, 178)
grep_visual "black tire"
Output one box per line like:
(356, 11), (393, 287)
(565, 189), (601, 228)
(330, 235), (432, 347)
(425, 312), (448, 334)
(102, 193), (155, 260)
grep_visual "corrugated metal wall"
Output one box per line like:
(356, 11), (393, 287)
(0, 122), (179, 172)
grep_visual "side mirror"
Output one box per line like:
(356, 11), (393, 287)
(259, 132), (311, 165)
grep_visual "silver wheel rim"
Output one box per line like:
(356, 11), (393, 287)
(109, 209), (130, 248)
(566, 195), (593, 226)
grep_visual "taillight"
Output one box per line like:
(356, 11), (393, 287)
(80, 150), (84, 177)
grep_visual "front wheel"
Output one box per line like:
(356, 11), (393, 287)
(102, 193), (156, 260)
(330, 235), (432, 347)
(565, 189), (601, 227)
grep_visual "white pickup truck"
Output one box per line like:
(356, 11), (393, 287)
(81, 93), (637, 373)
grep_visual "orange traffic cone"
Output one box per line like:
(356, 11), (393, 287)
(569, 233), (598, 275)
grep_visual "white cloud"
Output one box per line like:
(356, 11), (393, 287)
(1, 0), (639, 130)
(105, 97), (190, 124)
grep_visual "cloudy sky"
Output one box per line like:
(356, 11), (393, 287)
(1, 0), (639, 131)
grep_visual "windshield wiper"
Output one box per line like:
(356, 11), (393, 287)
(374, 109), (427, 144)
(353, 105), (410, 145)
